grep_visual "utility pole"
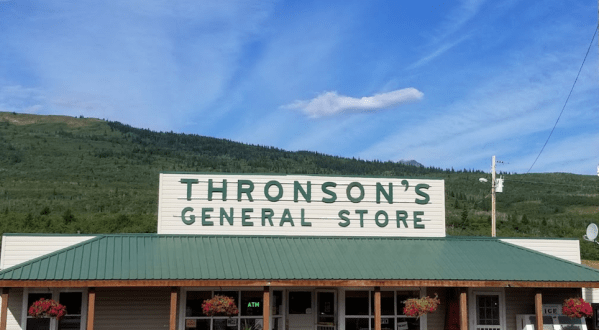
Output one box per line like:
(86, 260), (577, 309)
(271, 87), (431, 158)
(491, 155), (496, 237)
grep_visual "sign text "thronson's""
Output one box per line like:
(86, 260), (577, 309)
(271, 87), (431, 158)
(179, 178), (432, 229)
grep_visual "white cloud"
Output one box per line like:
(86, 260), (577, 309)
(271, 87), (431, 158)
(283, 88), (424, 118)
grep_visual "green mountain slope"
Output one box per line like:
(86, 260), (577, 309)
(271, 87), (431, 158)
(1, 112), (598, 258)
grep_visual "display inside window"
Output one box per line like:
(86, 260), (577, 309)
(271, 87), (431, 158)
(26, 291), (83, 330)
(26, 293), (53, 330)
(289, 292), (311, 315)
(241, 291), (263, 316)
(345, 290), (421, 330)
(272, 291), (283, 316)
(185, 290), (264, 330)
(317, 292), (335, 325)
(186, 291), (212, 317)
(58, 292), (82, 330)
(345, 291), (369, 316)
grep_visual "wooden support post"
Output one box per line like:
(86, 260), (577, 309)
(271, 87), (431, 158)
(87, 288), (96, 330)
(170, 287), (178, 330)
(459, 288), (468, 330)
(535, 291), (543, 330)
(1, 288), (8, 330)
(263, 286), (270, 330)
(374, 287), (381, 330)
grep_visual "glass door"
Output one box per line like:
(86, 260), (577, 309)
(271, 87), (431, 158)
(316, 291), (336, 330)
(288, 291), (313, 330)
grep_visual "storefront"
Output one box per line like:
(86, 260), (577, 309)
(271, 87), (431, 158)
(0, 173), (598, 330)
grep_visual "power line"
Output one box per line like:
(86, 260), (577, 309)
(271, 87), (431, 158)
(526, 25), (599, 173)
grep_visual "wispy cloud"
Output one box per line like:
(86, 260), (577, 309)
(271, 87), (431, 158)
(282, 88), (424, 118)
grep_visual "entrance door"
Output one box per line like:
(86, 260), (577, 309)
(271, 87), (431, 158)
(316, 291), (336, 330)
(469, 290), (506, 330)
(288, 291), (313, 330)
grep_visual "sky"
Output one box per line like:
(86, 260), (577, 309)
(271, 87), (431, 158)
(0, 0), (597, 175)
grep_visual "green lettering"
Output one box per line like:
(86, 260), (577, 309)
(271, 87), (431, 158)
(262, 208), (274, 226)
(356, 209), (368, 227)
(338, 210), (350, 227)
(180, 178), (198, 201)
(396, 210), (408, 228)
(279, 208), (295, 226)
(265, 181), (283, 202)
(300, 209), (311, 226)
(347, 182), (365, 203)
(220, 208), (234, 225)
(202, 208), (214, 226)
(208, 179), (227, 201)
(181, 207), (195, 225)
(294, 181), (311, 202)
(242, 208), (254, 226)
(376, 182), (393, 204)
(321, 182), (337, 203)
(414, 211), (425, 229)
(237, 180), (255, 201)
(375, 210), (388, 227)
(415, 184), (430, 205)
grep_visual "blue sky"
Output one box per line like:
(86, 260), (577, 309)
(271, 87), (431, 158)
(0, 0), (597, 175)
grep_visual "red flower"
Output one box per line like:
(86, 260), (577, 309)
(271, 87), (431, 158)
(403, 294), (440, 318)
(562, 298), (593, 319)
(202, 295), (239, 316)
(28, 298), (67, 320)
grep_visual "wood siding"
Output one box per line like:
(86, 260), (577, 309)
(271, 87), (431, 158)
(0, 235), (96, 270)
(505, 288), (580, 330)
(505, 288), (535, 330)
(425, 288), (447, 330)
(500, 239), (581, 263)
(94, 288), (171, 330)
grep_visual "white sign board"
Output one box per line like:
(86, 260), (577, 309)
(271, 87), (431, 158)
(157, 173), (446, 237)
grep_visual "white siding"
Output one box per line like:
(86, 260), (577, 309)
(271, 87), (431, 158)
(94, 288), (171, 330)
(0, 288), (24, 330)
(158, 173), (446, 237)
(500, 239), (581, 263)
(583, 288), (599, 303)
(0, 235), (96, 270)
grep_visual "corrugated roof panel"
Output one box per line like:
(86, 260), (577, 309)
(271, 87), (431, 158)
(1, 235), (599, 283)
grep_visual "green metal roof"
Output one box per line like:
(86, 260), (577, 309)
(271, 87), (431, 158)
(1, 234), (598, 282)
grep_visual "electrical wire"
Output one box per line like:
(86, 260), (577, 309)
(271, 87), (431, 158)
(526, 25), (599, 174)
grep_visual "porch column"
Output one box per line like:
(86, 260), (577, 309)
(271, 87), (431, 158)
(374, 287), (381, 330)
(170, 287), (178, 330)
(535, 290), (543, 330)
(263, 286), (270, 330)
(1, 288), (8, 330)
(87, 287), (96, 330)
(459, 288), (468, 330)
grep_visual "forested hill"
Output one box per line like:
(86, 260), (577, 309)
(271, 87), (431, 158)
(1, 112), (599, 259)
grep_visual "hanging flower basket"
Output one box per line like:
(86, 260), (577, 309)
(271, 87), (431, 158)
(562, 297), (593, 318)
(403, 294), (440, 318)
(202, 295), (239, 316)
(28, 298), (67, 320)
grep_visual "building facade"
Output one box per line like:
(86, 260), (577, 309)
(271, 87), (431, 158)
(0, 173), (597, 330)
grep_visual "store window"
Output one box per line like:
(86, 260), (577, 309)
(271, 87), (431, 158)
(23, 290), (85, 330)
(272, 291), (284, 330)
(184, 290), (264, 330)
(345, 290), (420, 330)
